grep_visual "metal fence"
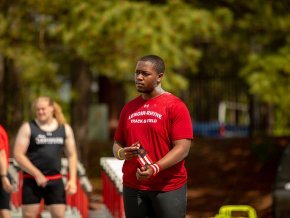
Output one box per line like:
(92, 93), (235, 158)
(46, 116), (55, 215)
(186, 76), (250, 137)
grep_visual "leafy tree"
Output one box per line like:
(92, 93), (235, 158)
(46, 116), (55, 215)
(58, 1), (229, 97)
(0, 0), (230, 156)
(233, 0), (290, 134)
(185, 0), (290, 135)
(242, 46), (290, 135)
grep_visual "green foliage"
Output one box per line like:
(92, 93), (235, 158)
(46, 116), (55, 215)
(1, 0), (290, 135)
(56, 1), (227, 93)
(236, 0), (290, 134)
(193, 0), (290, 135)
(0, 0), (63, 103)
(0, 0), (230, 96)
(241, 46), (290, 134)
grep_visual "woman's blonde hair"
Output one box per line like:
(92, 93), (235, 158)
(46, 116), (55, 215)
(33, 96), (66, 125)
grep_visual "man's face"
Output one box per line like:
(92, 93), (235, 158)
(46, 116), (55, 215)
(134, 61), (162, 93)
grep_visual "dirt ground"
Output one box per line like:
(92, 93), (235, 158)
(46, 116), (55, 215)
(87, 137), (290, 218)
(185, 137), (284, 218)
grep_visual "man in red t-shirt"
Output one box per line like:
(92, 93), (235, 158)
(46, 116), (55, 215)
(0, 125), (12, 218)
(113, 55), (193, 218)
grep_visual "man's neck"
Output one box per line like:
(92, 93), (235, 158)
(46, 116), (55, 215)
(141, 87), (165, 100)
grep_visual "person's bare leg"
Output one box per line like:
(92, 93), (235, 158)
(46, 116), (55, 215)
(22, 204), (41, 218)
(0, 209), (11, 218)
(48, 204), (66, 218)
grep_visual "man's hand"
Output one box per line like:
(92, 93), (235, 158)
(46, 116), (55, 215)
(121, 142), (140, 160)
(136, 165), (153, 180)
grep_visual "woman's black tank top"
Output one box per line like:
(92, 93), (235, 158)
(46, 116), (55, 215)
(26, 120), (66, 175)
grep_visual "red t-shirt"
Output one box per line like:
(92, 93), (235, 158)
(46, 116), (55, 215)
(114, 92), (193, 191)
(0, 125), (9, 164)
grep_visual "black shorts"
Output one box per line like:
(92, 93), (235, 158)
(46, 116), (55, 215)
(0, 175), (11, 210)
(22, 178), (66, 205)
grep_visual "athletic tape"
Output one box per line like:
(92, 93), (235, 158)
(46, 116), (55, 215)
(136, 145), (160, 176)
(149, 163), (160, 176)
(136, 145), (153, 166)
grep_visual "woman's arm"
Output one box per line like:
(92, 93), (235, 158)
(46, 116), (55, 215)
(14, 122), (48, 187)
(64, 124), (78, 195)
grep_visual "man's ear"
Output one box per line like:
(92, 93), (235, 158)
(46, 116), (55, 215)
(157, 73), (164, 83)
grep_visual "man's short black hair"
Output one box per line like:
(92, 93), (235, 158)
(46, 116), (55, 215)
(139, 55), (165, 74)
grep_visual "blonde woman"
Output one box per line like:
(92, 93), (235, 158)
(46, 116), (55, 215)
(14, 96), (78, 218)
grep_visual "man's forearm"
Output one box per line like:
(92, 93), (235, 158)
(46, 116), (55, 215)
(156, 139), (191, 171)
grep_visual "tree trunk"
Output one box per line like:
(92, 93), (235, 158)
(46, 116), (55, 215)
(70, 59), (92, 164)
(98, 76), (125, 138)
(0, 56), (23, 140)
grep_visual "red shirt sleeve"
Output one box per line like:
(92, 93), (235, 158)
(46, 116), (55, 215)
(170, 101), (193, 141)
